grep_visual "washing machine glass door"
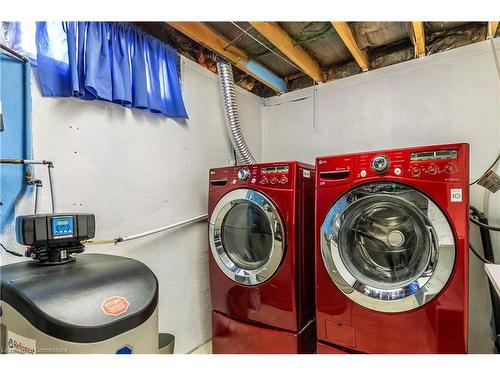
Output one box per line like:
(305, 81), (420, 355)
(209, 188), (285, 285)
(321, 182), (455, 313)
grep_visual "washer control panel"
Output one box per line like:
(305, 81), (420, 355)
(316, 144), (468, 187)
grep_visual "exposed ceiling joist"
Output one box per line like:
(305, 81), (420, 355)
(331, 22), (370, 71)
(489, 21), (499, 37)
(249, 22), (324, 83)
(412, 22), (426, 57)
(166, 22), (286, 93)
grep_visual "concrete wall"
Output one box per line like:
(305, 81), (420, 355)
(0, 57), (262, 354)
(261, 40), (500, 353)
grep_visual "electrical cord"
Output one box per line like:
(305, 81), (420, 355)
(0, 243), (23, 257)
(470, 243), (493, 264)
(470, 215), (500, 232)
(469, 210), (499, 264)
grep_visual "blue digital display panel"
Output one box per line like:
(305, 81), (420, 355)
(52, 216), (74, 237)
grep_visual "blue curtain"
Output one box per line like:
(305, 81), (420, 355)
(35, 22), (188, 119)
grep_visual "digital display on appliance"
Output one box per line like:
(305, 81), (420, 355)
(262, 165), (289, 174)
(52, 216), (75, 237)
(410, 149), (457, 161)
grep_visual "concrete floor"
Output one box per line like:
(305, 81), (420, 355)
(190, 340), (212, 354)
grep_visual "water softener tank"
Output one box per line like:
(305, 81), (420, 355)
(0, 214), (160, 354)
(0, 254), (158, 354)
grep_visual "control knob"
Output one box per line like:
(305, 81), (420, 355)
(410, 166), (421, 176)
(426, 164), (439, 176)
(444, 163), (457, 174)
(238, 168), (250, 181)
(371, 155), (390, 174)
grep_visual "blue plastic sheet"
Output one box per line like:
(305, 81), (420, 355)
(35, 22), (188, 118)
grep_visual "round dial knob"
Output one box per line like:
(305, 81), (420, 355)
(371, 155), (391, 174)
(426, 164), (439, 175)
(410, 166), (421, 176)
(444, 163), (457, 174)
(237, 168), (250, 181)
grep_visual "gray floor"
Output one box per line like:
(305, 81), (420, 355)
(190, 340), (212, 354)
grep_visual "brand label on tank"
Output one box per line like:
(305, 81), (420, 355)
(6, 331), (36, 354)
(101, 296), (129, 316)
(450, 188), (463, 202)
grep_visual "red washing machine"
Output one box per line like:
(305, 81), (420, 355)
(208, 161), (316, 354)
(315, 144), (469, 354)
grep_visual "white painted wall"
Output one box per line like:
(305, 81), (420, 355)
(0, 56), (262, 354)
(261, 40), (500, 353)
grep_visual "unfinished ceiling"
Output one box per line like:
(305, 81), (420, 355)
(137, 21), (498, 97)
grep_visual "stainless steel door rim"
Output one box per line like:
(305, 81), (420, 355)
(320, 182), (455, 313)
(209, 188), (285, 286)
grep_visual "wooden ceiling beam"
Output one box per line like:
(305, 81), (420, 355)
(249, 22), (324, 83)
(331, 22), (370, 71)
(166, 22), (286, 93)
(489, 21), (499, 38)
(412, 21), (426, 57)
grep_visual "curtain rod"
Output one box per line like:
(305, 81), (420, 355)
(0, 44), (28, 63)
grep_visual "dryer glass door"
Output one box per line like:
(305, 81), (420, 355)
(321, 182), (455, 313)
(209, 189), (285, 285)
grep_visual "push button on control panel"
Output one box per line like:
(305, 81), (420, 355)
(280, 176), (288, 184)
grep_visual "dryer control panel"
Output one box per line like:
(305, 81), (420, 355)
(209, 162), (304, 190)
(316, 143), (469, 187)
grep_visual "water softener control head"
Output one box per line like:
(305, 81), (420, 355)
(15, 213), (95, 265)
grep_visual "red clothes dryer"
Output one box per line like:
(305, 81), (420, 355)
(208, 161), (316, 354)
(315, 144), (469, 354)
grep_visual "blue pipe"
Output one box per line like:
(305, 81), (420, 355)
(245, 59), (287, 93)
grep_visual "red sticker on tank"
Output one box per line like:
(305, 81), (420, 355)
(101, 296), (129, 316)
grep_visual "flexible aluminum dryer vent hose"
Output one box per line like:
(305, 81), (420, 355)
(216, 58), (256, 165)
